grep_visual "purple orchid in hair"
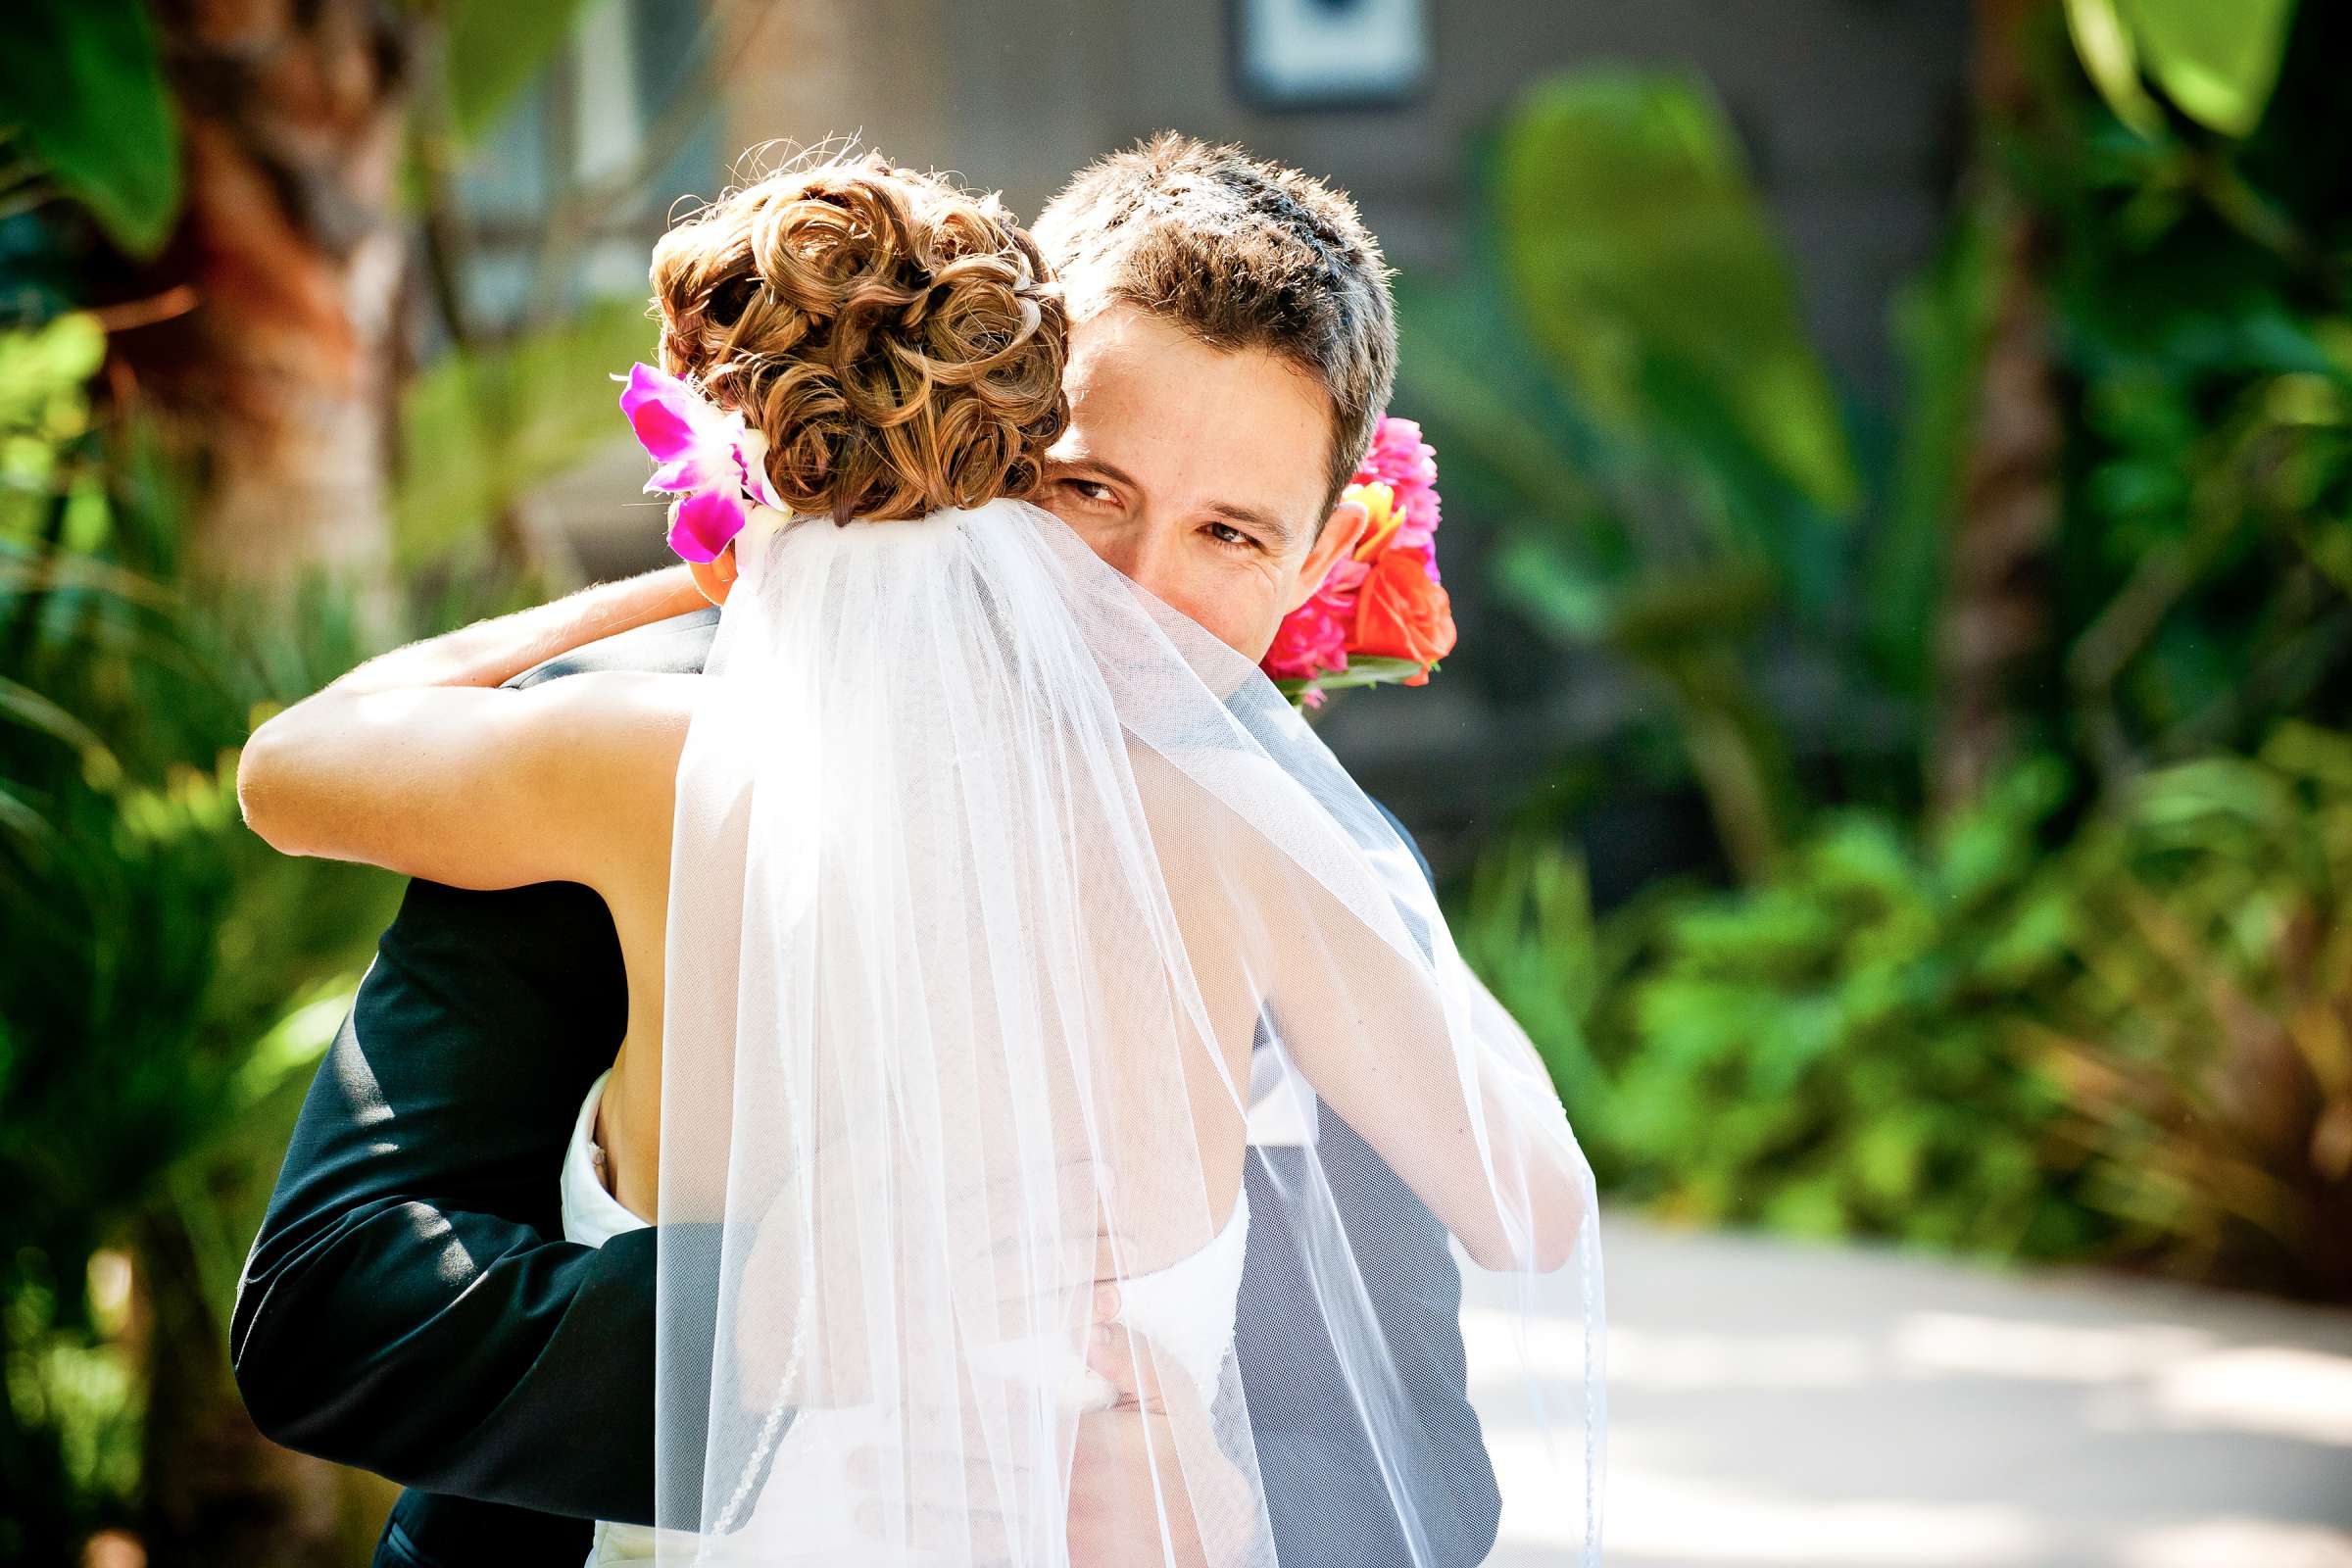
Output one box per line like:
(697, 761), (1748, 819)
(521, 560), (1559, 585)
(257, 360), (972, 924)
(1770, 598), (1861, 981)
(616, 363), (788, 562)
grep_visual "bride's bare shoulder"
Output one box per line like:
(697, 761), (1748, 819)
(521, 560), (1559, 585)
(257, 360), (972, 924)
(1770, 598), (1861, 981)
(506, 669), (702, 855)
(541, 668), (707, 736)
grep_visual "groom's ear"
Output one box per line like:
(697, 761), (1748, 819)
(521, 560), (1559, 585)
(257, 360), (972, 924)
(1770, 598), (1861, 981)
(1285, 498), (1370, 612)
(687, 545), (739, 607)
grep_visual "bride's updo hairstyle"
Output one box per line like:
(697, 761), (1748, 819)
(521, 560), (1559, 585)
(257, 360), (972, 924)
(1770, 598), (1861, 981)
(650, 150), (1069, 524)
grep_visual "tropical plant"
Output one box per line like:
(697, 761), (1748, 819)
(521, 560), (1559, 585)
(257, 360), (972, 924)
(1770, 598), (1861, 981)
(1461, 760), (2107, 1259)
(0, 0), (617, 586)
(0, 313), (401, 1563)
(1450, 2), (2352, 1301)
(1907, 0), (2352, 810)
(1396, 72), (1863, 880)
(2034, 4), (2352, 781)
(2026, 721), (2352, 1300)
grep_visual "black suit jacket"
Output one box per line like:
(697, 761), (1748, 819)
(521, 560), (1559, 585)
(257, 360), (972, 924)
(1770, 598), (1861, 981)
(229, 608), (1499, 1567)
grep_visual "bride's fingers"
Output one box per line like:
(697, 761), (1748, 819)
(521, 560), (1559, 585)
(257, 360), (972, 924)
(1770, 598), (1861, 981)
(1085, 1321), (1171, 1413)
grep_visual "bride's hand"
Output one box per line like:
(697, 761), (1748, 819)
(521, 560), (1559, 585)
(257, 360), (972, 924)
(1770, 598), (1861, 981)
(1069, 1326), (1260, 1568)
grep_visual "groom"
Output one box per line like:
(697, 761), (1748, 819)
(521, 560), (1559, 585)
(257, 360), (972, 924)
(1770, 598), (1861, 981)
(232, 133), (1499, 1567)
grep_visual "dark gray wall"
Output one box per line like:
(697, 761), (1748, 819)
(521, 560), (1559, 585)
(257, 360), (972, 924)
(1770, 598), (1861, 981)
(928, 0), (1968, 405)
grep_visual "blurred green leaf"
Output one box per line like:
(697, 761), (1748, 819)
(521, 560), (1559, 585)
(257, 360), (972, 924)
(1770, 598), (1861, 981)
(1492, 536), (1613, 642)
(0, 315), (106, 432)
(443, 0), (604, 146)
(1872, 209), (1997, 696)
(394, 294), (657, 564)
(2064, 0), (2166, 138)
(2120, 0), (2296, 137)
(1394, 274), (1593, 509)
(1494, 72), (1859, 515)
(0, 0), (180, 257)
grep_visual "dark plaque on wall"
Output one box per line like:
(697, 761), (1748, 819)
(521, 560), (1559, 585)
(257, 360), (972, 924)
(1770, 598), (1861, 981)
(1232, 0), (1433, 111)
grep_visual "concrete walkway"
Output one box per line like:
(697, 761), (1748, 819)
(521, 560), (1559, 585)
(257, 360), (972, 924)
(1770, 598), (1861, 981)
(1462, 1207), (2352, 1568)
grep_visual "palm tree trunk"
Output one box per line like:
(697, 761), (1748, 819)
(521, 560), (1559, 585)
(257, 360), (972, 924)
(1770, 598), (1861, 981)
(115, 2), (416, 1556)
(1930, 0), (2064, 813)
(122, 0), (413, 589)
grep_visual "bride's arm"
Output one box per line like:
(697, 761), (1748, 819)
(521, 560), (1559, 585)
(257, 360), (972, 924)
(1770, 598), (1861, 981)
(1162, 783), (1588, 1275)
(236, 565), (707, 892)
(1265, 871), (1586, 1273)
(285, 563), (704, 699)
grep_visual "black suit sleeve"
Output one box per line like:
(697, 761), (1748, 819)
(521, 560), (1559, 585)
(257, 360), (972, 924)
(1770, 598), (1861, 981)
(229, 875), (661, 1525)
(228, 612), (720, 1547)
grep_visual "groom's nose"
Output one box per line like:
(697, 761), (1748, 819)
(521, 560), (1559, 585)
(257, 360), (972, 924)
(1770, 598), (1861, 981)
(1092, 523), (1175, 598)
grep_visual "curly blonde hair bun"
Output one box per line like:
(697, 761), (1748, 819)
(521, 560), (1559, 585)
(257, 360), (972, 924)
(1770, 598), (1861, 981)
(650, 151), (1069, 525)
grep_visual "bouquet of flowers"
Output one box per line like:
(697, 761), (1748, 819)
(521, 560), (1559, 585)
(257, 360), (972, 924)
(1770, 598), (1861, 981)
(1260, 416), (1456, 710)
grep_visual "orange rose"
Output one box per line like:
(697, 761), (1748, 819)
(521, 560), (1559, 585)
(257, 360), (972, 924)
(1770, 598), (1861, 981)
(1351, 548), (1456, 684)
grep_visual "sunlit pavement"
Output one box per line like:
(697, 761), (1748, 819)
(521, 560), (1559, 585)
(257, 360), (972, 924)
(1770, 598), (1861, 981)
(1460, 1207), (2352, 1568)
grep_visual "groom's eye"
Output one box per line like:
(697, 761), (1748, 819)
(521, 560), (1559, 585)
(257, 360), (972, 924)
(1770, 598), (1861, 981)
(1204, 521), (1256, 551)
(1057, 477), (1117, 506)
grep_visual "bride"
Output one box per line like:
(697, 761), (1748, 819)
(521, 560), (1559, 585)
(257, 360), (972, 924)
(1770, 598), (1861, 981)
(239, 151), (1600, 1566)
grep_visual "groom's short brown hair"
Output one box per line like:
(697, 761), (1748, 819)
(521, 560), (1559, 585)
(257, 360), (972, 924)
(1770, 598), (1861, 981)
(1032, 132), (1396, 511)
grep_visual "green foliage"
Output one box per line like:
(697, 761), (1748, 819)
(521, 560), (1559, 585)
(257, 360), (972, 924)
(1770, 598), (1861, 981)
(1464, 763), (2104, 1258)
(1494, 72), (1859, 517)
(1468, 722), (2352, 1298)
(2026, 3), (2352, 776)
(1397, 72), (1873, 875)
(0, 0), (181, 256)
(0, 319), (398, 1556)
(2064, 0), (2298, 139)
(442, 0), (608, 146)
(1449, 7), (2352, 1303)
(394, 294), (660, 566)
(2028, 722), (2352, 1298)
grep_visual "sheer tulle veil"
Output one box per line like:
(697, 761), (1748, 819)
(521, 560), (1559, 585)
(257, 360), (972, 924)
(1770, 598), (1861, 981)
(653, 495), (1604, 1564)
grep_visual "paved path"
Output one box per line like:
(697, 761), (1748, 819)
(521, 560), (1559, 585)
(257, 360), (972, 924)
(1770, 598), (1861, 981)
(1461, 1207), (2352, 1567)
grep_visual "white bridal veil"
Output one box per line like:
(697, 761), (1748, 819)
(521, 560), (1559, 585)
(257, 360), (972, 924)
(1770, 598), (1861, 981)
(654, 496), (1603, 1565)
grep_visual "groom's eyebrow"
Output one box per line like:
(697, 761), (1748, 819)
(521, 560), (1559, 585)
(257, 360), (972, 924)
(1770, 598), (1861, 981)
(1208, 501), (1298, 552)
(1059, 453), (1136, 488)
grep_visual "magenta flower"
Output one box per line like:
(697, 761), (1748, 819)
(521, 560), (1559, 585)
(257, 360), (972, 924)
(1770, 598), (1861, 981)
(1260, 414), (1450, 707)
(1359, 417), (1441, 570)
(616, 362), (786, 562)
(1261, 556), (1368, 687)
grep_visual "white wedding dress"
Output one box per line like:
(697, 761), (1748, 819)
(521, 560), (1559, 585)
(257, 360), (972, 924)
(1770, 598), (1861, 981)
(561, 1065), (1253, 1566)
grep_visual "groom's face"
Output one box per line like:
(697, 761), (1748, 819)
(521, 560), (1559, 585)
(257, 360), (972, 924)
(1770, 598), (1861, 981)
(1038, 303), (1368, 662)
